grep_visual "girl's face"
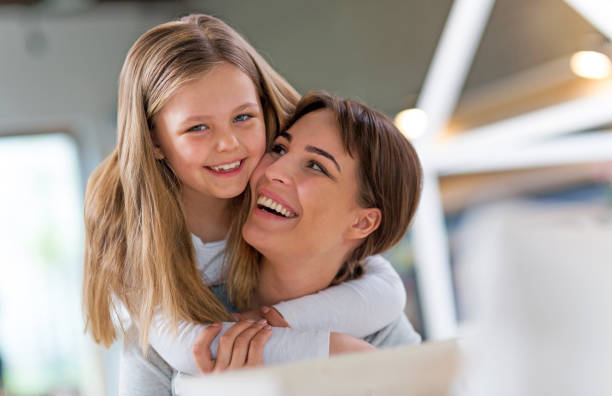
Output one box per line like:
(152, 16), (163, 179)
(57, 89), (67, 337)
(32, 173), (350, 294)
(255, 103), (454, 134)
(153, 62), (266, 201)
(242, 109), (364, 261)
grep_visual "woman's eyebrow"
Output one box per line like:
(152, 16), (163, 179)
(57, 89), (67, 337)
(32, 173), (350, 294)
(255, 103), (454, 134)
(306, 145), (341, 172)
(278, 131), (292, 141)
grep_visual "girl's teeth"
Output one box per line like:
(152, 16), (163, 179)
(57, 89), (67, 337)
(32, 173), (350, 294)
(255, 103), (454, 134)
(212, 160), (240, 171)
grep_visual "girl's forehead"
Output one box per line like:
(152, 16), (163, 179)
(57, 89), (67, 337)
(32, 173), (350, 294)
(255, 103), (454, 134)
(156, 64), (260, 119)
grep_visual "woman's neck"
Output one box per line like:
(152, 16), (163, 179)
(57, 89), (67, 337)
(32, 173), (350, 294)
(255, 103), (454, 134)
(181, 187), (231, 243)
(254, 252), (345, 307)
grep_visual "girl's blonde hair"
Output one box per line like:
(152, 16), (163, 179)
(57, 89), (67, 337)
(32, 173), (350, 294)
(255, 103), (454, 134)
(83, 14), (299, 349)
(227, 91), (422, 310)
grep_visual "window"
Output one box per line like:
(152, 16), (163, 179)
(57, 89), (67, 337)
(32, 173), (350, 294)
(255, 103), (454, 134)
(0, 133), (93, 395)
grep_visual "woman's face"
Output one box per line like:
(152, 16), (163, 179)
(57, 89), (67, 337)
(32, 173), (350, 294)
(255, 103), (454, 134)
(242, 109), (364, 261)
(153, 62), (266, 200)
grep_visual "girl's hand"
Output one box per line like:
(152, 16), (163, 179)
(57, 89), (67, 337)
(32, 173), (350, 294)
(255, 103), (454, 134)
(236, 306), (290, 328)
(192, 320), (272, 374)
(234, 310), (262, 322)
(259, 306), (290, 328)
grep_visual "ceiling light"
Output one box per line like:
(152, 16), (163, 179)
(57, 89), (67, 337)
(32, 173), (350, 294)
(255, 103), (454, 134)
(570, 50), (612, 79)
(394, 108), (428, 140)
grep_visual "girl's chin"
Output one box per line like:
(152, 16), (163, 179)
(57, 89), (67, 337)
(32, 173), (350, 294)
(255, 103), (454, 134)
(209, 184), (248, 199)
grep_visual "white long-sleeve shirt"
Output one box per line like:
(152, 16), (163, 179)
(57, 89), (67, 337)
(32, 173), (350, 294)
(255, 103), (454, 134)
(148, 235), (407, 376)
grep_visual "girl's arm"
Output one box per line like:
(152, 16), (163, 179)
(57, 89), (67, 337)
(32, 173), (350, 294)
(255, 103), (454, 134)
(149, 315), (330, 376)
(149, 255), (406, 375)
(273, 254), (407, 338)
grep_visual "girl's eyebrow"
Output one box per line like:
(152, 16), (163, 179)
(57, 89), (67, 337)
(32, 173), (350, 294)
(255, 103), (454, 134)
(182, 115), (209, 124)
(235, 102), (260, 111)
(182, 102), (260, 124)
(306, 145), (341, 172)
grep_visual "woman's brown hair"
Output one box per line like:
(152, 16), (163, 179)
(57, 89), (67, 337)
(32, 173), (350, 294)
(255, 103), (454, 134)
(227, 91), (422, 309)
(82, 14), (299, 350)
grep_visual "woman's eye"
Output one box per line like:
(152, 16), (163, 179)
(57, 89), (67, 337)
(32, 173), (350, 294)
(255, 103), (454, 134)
(234, 113), (253, 122)
(270, 143), (286, 156)
(308, 160), (328, 176)
(188, 124), (208, 132)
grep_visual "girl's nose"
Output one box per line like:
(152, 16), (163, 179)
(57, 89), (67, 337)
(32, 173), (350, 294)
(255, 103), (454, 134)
(215, 128), (240, 153)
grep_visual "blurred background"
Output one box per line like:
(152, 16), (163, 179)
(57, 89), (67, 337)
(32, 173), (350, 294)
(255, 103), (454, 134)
(0, 0), (611, 395)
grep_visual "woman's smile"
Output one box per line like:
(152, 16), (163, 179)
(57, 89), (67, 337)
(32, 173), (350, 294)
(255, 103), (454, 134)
(254, 188), (299, 219)
(243, 109), (362, 259)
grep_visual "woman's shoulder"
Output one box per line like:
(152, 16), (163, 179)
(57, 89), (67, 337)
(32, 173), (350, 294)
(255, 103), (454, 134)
(119, 335), (175, 396)
(363, 314), (422, 347)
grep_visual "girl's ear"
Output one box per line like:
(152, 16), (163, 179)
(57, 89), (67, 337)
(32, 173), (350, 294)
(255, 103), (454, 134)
(346, 208), (381, 240)
(150, 130), (166, 160)
(153, 145), (165, 160)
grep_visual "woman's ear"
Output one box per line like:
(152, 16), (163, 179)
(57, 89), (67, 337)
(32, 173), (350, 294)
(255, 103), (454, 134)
(346, 208), (381, 240)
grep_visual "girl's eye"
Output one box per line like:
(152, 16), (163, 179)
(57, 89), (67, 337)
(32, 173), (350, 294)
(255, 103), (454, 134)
(234, 113), (253, 122)
(308, 160), (329, 176)
(270, 143), (287, 156)
(188, 124), (208, 132)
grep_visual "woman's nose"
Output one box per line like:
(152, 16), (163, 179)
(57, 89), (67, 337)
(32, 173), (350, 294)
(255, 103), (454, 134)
(264, 155), (293, 185)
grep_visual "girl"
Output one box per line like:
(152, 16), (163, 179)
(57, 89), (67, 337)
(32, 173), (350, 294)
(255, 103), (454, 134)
(83, 14), (409, 380)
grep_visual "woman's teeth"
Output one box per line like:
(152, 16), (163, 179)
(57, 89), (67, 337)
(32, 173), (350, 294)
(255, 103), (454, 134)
(209, 160), (241, 172)
(257, 196), (296, 218)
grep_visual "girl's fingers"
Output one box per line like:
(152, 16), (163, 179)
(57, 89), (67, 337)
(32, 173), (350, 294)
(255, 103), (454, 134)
(260, 306), (290, 328)
(192, 323), (223, 374)
(238, 309), (263, 321)
(228, 319), (268, 369)
(214, 320), (258, 371)
(246, 325), (273, 367)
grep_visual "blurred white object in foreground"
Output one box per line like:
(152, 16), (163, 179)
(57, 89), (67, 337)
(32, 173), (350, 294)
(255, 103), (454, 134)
(456, 201), (612, 396)
(175, 341), (459, 396)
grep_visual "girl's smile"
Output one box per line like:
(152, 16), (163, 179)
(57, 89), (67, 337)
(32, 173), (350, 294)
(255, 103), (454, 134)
(205, 158), (245, 176)
(152, 62), (267, 201)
